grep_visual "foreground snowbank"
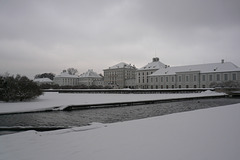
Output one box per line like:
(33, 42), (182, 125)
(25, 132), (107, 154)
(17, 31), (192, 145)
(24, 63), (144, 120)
(0, 103), (239, 160)
(0, 91), (225, 114)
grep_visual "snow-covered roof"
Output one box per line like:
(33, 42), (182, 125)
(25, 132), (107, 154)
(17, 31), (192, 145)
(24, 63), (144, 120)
(33, 78), (53, 83)
(150, 62), (240, 76)
(79, 70), (102, 78)
(55, 71), (79, 78)
(108, 62), (135, 69)
(139, 58), (166, 71)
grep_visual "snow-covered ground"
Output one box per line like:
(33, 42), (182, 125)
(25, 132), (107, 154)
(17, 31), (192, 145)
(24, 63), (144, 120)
(0, 91), (225, 114)
(0, 103), (239, 160)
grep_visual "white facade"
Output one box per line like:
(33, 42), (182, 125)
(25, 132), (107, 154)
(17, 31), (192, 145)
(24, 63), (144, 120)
(104, 62), (136, 89)
(136, 57), (167, 89)
(52, 59), (240, 89)
(148, 61), (240, 89)
(53, 71), (79, 86)
(79, 69), (104, 87)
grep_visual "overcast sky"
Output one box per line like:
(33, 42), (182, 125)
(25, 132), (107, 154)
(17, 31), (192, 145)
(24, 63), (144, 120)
(0, 0), (240, 78)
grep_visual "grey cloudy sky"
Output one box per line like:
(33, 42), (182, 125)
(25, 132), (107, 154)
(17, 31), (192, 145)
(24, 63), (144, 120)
(1, 0), (240, 78)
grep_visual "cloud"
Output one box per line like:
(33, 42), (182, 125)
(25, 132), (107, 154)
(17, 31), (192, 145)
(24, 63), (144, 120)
(0, 0), (239, 78)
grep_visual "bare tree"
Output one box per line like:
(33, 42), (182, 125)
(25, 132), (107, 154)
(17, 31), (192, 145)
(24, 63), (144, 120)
(67, 68), (78, 75)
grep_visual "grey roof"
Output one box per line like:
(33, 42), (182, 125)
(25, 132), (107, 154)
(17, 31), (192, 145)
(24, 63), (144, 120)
(55, 71), (79, 78)
(139, 61), (166, 71)
(109, 62), (135, 69)
(150, 62), (240, 76)
(79, 69), (101, 78)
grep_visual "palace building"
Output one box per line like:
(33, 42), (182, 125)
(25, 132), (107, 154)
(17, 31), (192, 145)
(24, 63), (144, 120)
(135, 57), (167, 89)
(79, 69), (104, 87)
(148, 59), (240, 89)
(103, 62), (136, 89)
(53, 58), (240, 89)
(53, 70), (79, 86)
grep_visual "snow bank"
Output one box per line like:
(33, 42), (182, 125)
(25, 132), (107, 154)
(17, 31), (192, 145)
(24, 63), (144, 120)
(0, 91), (225, 114)
(0, 103), (239, 160)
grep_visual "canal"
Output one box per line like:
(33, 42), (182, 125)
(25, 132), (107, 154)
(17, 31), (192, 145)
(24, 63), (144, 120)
(0, 97), (240, 135)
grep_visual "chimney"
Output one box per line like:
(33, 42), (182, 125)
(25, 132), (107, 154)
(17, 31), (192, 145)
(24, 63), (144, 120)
(221, 59), (224, 63)
(153, 57), (159, 62)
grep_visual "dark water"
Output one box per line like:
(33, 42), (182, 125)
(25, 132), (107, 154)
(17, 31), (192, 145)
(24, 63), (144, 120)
(0, 98), (240, 135)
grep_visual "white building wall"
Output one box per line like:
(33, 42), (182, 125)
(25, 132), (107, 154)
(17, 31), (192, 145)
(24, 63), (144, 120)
(53, 77), (79, 86)
(148, 71), (240, 89)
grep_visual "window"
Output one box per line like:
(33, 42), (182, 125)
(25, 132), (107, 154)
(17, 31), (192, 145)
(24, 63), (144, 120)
(166, 85), (168, 89)
(209, 75), (213, 81)
(194, 85), (197, 88)
(232, 74), (237, 80)
(178, 76), (182, 82)
(202, 75), (206, 81)
(172, 76), (174, 82)
(156, 77), (158, 82)
(202, 85), (205, 88)
(161, 77), (163, 82)
(179, 85), (181, 88)
(186, 85), (189, 88)
(224, 74), (228, 81)
(166, 77), (168, 82)
(186, 76), (189, 82)
(172, 85), (174, 88)
(194, 75), (197, 81)
(161, 85), (163, 89)
(217, 74), (220, 81)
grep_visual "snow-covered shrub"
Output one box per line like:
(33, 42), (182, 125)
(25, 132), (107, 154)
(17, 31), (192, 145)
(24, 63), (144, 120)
(0, 74), (43, 102)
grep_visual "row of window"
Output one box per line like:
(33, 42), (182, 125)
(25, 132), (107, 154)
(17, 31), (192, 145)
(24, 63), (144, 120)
(105, 70), (135, 75)
(200, 73), (237, 81)
(138, 71), (154, 76)
(56, 78), (104, 85)
(139, 73), (237, 84)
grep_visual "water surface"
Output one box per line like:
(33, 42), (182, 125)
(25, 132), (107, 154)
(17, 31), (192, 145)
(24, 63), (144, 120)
(0, 98), (240, 135)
